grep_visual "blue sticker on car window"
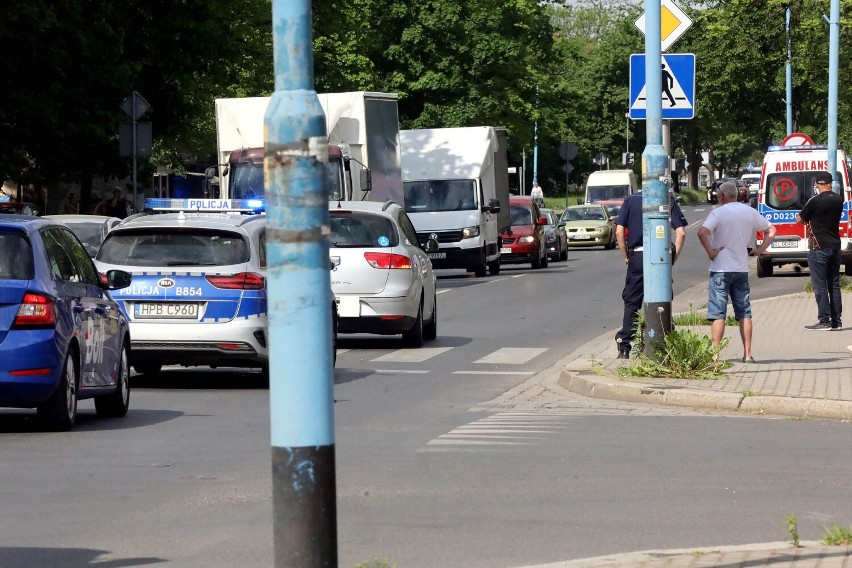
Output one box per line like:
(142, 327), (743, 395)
(377, 235), (390, 247)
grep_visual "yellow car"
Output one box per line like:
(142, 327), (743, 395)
(559, 204), (616, 249)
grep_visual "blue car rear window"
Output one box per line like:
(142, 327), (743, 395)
(0, 232), (34, 279)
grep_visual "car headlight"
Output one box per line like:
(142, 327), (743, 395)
(518, 235), (535, 243)
(462, 225), (480, 238)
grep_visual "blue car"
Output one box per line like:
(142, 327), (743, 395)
(0, 216), (133, 430)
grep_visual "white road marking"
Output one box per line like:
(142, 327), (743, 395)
(474, 347), (547, 365)
(422, 410), (573, 449)
(372, 347), (453, 363)
(452, 371), (535, 376)
(374, 369), (430, 374)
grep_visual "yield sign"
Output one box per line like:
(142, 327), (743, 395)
(635, 0), (693, 52)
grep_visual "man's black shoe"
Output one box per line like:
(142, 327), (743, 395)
(805, 322), (833, 331)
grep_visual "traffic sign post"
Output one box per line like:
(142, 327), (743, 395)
(120, 91), (151, 209)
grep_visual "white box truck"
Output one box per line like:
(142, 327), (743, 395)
(400, 126), (511, 277)
(213, 91), (403, 203)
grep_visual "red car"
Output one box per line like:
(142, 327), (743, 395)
(499, 195), (548, 269)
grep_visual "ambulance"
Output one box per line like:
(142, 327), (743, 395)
(755, 133), (852, 277)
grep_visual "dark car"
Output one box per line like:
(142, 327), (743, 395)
(540, 208), (568, 262)
(706, 178), (747, 204)
(0, 216), (133, 430)
(499, 195), (548, 269)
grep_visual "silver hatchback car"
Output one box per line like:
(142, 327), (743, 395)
(329, 201), (438, 347)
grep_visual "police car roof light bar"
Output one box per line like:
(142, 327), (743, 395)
(143, 198), (265, 214)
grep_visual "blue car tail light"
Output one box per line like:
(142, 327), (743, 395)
(12, 293), (55, 328)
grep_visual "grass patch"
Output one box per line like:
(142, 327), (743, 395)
(742, 389), (757, 397)
(804, 274), (852, 293)
(673, 310), (738, 327)
(822, 523), (852, 545)
(618, 329), (733, 380)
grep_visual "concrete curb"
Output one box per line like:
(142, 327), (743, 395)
(518, 541), (845, 568)
(558, 369), (852, 422)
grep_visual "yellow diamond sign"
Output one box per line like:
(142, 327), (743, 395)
(635, 0), (693, 52)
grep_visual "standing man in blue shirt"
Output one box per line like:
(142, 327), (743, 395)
(614, 191), (688, 359)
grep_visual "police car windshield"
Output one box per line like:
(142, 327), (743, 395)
(98, 229), (250, 267)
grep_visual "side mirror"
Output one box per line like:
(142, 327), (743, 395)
(102, 269), (132, 290)
(359, 169), (372, 193)
(486, 198), (501, 214)
(537, 216), (547, 226)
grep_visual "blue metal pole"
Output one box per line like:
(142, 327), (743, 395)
(786, 6), (793, 136)
(642, 0), (672, 357)
(267, 1), (337, 566)
(532, 84), (539, 185)
(826, 0), (840, 185)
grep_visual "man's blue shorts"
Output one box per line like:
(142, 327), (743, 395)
(706, 271), (752, 321)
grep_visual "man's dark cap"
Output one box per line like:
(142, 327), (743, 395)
(814, 171), (833, 184)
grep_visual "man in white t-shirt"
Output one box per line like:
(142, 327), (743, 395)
(697, 182), (776, 362)
(530, 182), (544, 208)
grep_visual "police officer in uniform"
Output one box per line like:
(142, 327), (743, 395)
(614, 191), (688, 358)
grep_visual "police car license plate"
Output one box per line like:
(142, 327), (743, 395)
(771, 241), (798, 248)
(427, 252), (446, 259)
(134, 302), (199, 319)
(500, 247), (511, 254)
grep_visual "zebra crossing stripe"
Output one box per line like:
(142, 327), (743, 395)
(474, 348), (547, 365)
(372, 347), (453, 363)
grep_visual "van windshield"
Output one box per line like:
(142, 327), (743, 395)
(403, 180), (479, 213)
(763, 171), (842, 210)
(587, 185), (629, 203)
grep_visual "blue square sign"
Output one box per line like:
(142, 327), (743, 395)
(629, 53), (695, 120)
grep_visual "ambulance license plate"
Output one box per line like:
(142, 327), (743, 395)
(771, 241), (798, 248)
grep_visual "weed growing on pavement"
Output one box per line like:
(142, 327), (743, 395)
(618, 329), (732, 380)
(742, 389), (757, 397)
(822, 523), (852, 545)
(805, 274), (851, 293)
(787, 514), (800, 547)
(672, 310), (737, 327)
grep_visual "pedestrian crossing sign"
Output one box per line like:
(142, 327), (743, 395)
(629, 53), (695, 120)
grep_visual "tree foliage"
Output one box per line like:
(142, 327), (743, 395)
(2, 0), (852, 207)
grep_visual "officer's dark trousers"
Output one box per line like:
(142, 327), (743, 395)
(616, 250), (643, 351)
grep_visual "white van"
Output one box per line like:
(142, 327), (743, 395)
(584, 169), (638, 204)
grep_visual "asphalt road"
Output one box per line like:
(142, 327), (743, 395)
(2, 204), (848, 568)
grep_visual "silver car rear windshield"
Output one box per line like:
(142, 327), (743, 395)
(98, 229), (250, 267)
(329, 212), (399, 248)
(0, 232), (34, 279)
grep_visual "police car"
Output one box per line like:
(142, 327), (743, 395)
(95, 198), (337, 376)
